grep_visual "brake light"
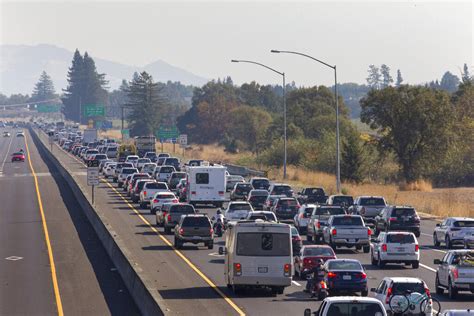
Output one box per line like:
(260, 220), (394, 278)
(172, 199), (178, 203)
(415, 244), (419, 252)
(191, 191), (196, 195)
(358, 272), (367, 279)
(234, 263), (242, 276)
(317, 222), (321, 229)
(179, 228), (184, 235)
(331, 228), (337, 236)
(320, 281), (327, 289)
(386, 287), (392, 303)
(389, 217), (397, 222)
(153, 199), (159, 203)
(167, 214), (171, 221)
(327, 272), (337, 278)
(452, 268), (459, 280)
(284, 263), (291, 277)
(368, 228), (372, 236)
(382, 244), (387, 252)
(143, 191), (147, 196)
(303, 258), (312, 265)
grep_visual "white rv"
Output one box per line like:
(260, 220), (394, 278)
(186, 166), (226, 207)
(219, 220), (293, 295)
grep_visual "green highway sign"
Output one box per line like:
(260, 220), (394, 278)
(37, 104), (61, 113)
(121, 129), (130, 136)
(155, 126), (179, 141)
(83, 104), (105, 117)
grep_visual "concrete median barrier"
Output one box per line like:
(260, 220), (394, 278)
(29, 127), (168, 316)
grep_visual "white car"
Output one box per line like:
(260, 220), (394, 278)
(304, 296), (387, 316)
(142, 163), (157, 176)
(154, 165), (176, 182)
(293, 204), (316, 233)
(224, 201), (254, 221)
(150, 191), (178, 214)
(125, 155), (139, 167)
(440, 310), (474, 316)
(103, 163), (117, 178)
(370, 232), (420, 268)
(246, 211), (277, 222)
(433, 217), (474, 249)
(139, 181), (169, 209)
(136, 158), (151, 171)
(371, 277), (432, 316)
(464, 232), (474, 249)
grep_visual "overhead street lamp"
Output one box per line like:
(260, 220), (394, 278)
(271, 50), (341, 193)
(231, 59), (288, 179)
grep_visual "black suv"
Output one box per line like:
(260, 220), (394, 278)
(374, 206), (421, 237)
(174, 214), (214, 249)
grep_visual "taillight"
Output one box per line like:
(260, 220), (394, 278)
(191, 191), (196, 195)
(320, 281), (327, 289)
(327, 272), (337, 278)
(143, 191), (147, 196)
(452, 268), (459, 280)
(234, 263), (242, 276)
(303, 258), (312, 265)
(172, 199), (178, 203)
(368, 228), (372, 236)
(386, 287), (392, 303)
(358, 272), (367, 279)
(331, 228), (337, 236)
(415, 244), (419, 252)
(424, 285), (431, 298)
(284, 263), (291, 277)
(210, 228), (214, 235)
(317, 222), (321, 229)
(382, 244), (387, 252)
(389, 217), (397, 222)
(167, 214), (171, 221)
(218, 191), (224, 195)
(153, 199), (159, 203)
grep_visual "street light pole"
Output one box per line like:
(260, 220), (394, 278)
(231, 59), (288, 179)
(271, 50), (341, 193)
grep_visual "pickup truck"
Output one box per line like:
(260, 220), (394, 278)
(322, 215), (371, 253)
(303, 297), (386, 316)
(434, 250), (474, 299)
(307, 205), (346, 243)
(296, 187), (327, 204)
(348, 196), (387, 226)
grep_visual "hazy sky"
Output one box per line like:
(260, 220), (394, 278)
(1, 0), (472, 86)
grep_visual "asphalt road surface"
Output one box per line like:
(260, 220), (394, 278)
(0, 129), (138, 316)
(39, 128), (474, 316)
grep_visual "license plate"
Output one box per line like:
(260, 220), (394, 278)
(348, 239), (356, 243)
(258, 267), (268, 273)
(192, 236), (202, 240)
(397, 247), (406, 252)
(343, 275), (352, 280)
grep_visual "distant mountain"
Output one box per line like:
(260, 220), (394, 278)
(0, 44), (208, 95)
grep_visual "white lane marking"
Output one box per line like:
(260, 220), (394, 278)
(420, 263), (437, 273)
(0, 135), (14, 173)
(292, 281), (302, 287)
(421, 232), (433, 237)
(5, 256), (23, 261)
(208, 252), (224, 257)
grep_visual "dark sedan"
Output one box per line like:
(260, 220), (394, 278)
(324, 259), (368, 296)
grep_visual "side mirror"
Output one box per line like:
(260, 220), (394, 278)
(304, 309), (312, 316)
(218, 247), (227, 255)
(433, 259), (441, 265)
(436, 223), (441, 227)
(371, 237), (378, 243)
(370, 288), (377, 293)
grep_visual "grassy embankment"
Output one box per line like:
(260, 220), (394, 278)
(100, 129), (472, 218)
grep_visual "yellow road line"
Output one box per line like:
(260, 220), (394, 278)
(25, 134), (64, 316)
(102, 179), (246, 316)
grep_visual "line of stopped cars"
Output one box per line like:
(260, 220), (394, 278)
(46, 124), (474, 316)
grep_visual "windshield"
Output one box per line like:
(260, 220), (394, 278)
(360, 198), (386, 206)
(327, 303), (384, 315)
(237, 233), (290, 257)
(332, 216), (363, 226)
(453, 221), (474, 228)
(328, 261), (362, 270)
(387, 234), (415, 243)
(145, 182), (167, 189)
(303, 247), (335, 257)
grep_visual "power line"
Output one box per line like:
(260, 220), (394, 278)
(0, 98), (61, 108)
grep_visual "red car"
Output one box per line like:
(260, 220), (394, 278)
(294, 245), (336, 278)
(11, 152), (25, 162)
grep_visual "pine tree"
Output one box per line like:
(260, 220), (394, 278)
(440, 71), (460, 93)
(62, 49), (84, 122)
(341, 133), (365, 183)
(31, 71), (56, 103)
(366, 65), (381, 89)
(380, 64), (393, 88)
(461, 63), (472, 84)
(395, 69), (403, 87)
(126, 71), (168, 136)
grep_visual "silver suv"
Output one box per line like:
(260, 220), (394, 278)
(433, 217), (474, 249)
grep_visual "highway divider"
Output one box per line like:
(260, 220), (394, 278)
(29, 127), (168, 316)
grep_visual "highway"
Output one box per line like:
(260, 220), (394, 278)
(38, 127), (473, 315)
(0, 129), (139, 316)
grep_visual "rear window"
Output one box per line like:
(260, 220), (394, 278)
(166, 158), (179, 164)
(95, 155), (107, 159)
(250, 190), (269, 197)
(156, 193), (176, 199)
(237, 183), (252, 188)
(160, 167), (175, 173)
(332, 216), (363, 226)
(306, 188), (325, 195)
(252, 179), (269, 186)
(315, 207), (345, 216)
(196, 173), (209, 184)
(122, 168), (137, 174)
(360, 198), (386, 206)
(273, 186), (292, 194)
(182, 217), (210, 227)
(127, 156), (138, 160)
(145, 182), (167, 189)
(138, 159), (150, 163)
(172, 173), (186, 179)
(327, 303), (384, 315)
(332, 196), (354, 205)
(137, 181), (151, 189)
(248, 215), (267, 220)
(303, 247), (335, 257)
(392, 208), (416, 217)
(107, 147), (117, 152)
(229, 203), (252, 211)
(392, 282), (425, 295)
(387, 234), (415, 244)
(170, 205), (195, 214)
(279, 199), (298, 206)
(453, 221), (474, 228)
(237, 233), (290, 257)
(303, 207), (314, 215)
(328, 261), (362, 270)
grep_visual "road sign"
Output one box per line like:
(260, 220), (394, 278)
(156, 126), (179, 140)
(37, 104), (61, 113)
(87, 168), (99, 186)
(87, 160), (100, 168)
(121, 129), (130, 140)
(179, 134), (188, 147)
(83, 105), (105, 117)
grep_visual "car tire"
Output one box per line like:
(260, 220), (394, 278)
(433, 233), (440, 247)
(446, 236), (452, 249)
(277, 287), (284, 295)
(363, 245), (370, 253)
(174, 239), (182, 249)
(412, 261), (419, 269)
(435, 274), (444, 295)
(164, 227), (171, 234)
(139, 202), (145, 209)
(377, 254), (385, 268)
(371, 251), (377, 266)
(207, 242), (214, 249)
(307, 234), (313, 242)
(414, 231), (420, 238)
(448, 278), (457, 299)
(232, 284), (242, 294)
(361, 289), (368, 297)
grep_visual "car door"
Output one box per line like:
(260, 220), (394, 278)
(438, 253), (451, 285)
(373, 233), (384, 260)
(374, 280), (387, 303)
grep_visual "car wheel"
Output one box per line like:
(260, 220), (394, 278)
(445, 236), (452, 249)
(139, 202), (145, 209)
(208, 241), (214, 249)
(412, 261), (419, 269)
(363, 245), (370, 253)
(232, 284), (241, 294)
(433, 233), (440, 247)
(277, 286), (284, 295)
(371, 251), (377, 266)
(448, 278), (457, 299)
(435, 274), (444, 295)
(307, 233), (313, 242)
(361, 288), (368, 297)
(377, 253), (385, 268)
(414, 231), (420, 238)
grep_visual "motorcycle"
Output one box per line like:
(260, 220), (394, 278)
(213, 219), (225, 237)
(306, 273), (328, 300)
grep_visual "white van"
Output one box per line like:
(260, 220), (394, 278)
(186, 166), (226, 207)
(219, 220), (293, 295)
